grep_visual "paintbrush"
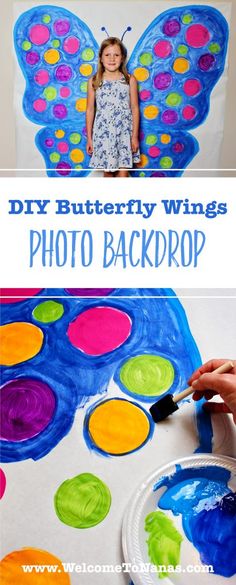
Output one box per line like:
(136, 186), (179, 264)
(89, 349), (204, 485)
(149, 360), (234, 422)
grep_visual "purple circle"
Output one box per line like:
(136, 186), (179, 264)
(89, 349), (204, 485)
(139, 131), (145, 141)
(151, 172), (166, 177)
(198, 53), (216, 71)
(82, 126), (87, 137)
(53, 19), (70, 36)
(56, 162), (71, 176)
(53, 104), (68, 119)
(45, 138), (54, 147)
(163, 19), (181, 37)
(162, 109), (179, 125)
(154, 72), (172, 90)
(0, 378), (56, 441)
(65, 288), (115, 296)
(26, 51), (40, 66)
(55, 64), (73, 82)
(173, 142), (184, 153)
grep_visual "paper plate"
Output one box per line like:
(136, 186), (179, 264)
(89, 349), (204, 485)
(122, 454), (236, 585)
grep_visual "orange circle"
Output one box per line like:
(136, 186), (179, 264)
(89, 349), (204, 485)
(0, 548), (70, 584)
(55, 129), (65, 139)
(173, 57), (190, 74)
(143, 105), (159, 119)
(75, 98), (87, 112)
(136, 154), (149, 168)
(88, 399), (151, 455)
(161, 134), (171, 144)
(44, 49), (60, 65)
(134, 67), (149, 82)
(0, 322), (43, 366)
(70, 149), (84, 163)
(79, 63), (93, 77)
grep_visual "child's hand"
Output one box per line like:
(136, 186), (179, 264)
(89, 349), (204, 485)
(131, 136), (139, 153)
(188, 359), (236, 422)
(86, 139), (93, 155)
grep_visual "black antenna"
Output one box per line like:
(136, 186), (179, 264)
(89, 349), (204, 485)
(101, 26), (110, 38)
(121, 26), (132, 41)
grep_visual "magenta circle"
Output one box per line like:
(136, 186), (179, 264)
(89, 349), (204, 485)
(154, 40), (172, 58)
(34, 69), (50, 86)
(198, 54), (215, 71)
(53, 104), (68, 119)
(154, 72), (172, 90)
(53, 19), (70, 36)
(65, 288), (115, 296)
(182, 105), (196, 121)
(45, 138), (54, 147)
(0, 378), (56, 441)
(173, 142), (184, 153)
(29, 24), (50, 46)
(63, 36), (80, 54)
(82, 126), (87, 137)
(139, 89), (151, 102)
(139, 131), (145, 141)
(33, 98), (47, 113)
(67, 306), (132, 356)
(183, 78), (202, 97)
(161, 109), (179, 125)
(163, 19), (181, 37)
(151, 171), (166, 177)
(148, 146), (161, 158)
(60, 87), (71, 98)
(186, 24), (210, 48)
(55, 64), (73, 82)
(56, 162), (71, 176)
(26, 51), (40, 66)
(57, 141), (69, 154)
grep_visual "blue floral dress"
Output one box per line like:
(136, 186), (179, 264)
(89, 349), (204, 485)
(89, 76), (140, 170)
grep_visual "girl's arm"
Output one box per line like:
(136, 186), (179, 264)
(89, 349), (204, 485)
(86, 78), (95, 154)
(129, 74), (140, 153)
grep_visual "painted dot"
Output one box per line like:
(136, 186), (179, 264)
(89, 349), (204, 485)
(177, 44), (188, 55)
(173, 142), (184, 153)
(69, 133), (81, 144)
(139, 130), (145, 141)
(183, 78), (202, 97)
(0, 378), (56, 441)
(0, 289), (43, 304)
(33, 98), (47, 113)
(60, 87), (71, 98)
(161, 134), (171, 144)
(154, 40), (172, 58)
(209, 42), (221, 54)
(198, 53), (216, 71)
(173, 57), (190, 74)
(22, 40), (31, 51)
(143, 105), (159, 120)
(67, 306), (132, 356)
(80, 81), (88, 93)
(56, 162), (71, 176)
(166, 92), (182, 107)
(57, 141), (69, 154)
(0, 549), (70, 584)
(139, 52), (153, 66)
(50, 152), (61, 163)
(134, 67), (149, 82)
(151, 171), (166, 178)
(45, 138), (54, 147)
(63, 36), (80, 55)
(55, 64), (73, 82)
(26, 51), (40, 66)
(81, 48), (95, 61)
(79, 63), (93, 77)
(53, 19), (70, 36)
(186, 24), (210, 48)
(139, 172), (145, 177)
(34, 69), (49, 86)
(0, 322), (43, 366)
(54, 473), (111, 528)
(182, 13), (193, 24)
(86, 399), (151, 455)
(146, 135), (158, 146)
(43, 86), (57, 101)
(53, 104), (68, 119)
(154, 72), (172, 90)
(55, 129), (65, 138)
(139, 89), (151, 102)
(182, 105), (197, 121)
(162, 109), (179, 125)
(75, 98), (87, 112)
(65, 288), (114, 296)
(160, 156), (173, 168)
(42, 14), (51, 24)
(148, 146), (161, 158)
(44, 49), (60, 65)
(32, 300), (64, 323)
(119, 355), (175, 397)
(29, 24), (50, 46)
(0, 469), (6, 499)
(137, 154), (149, 168)
(163, 19), (181, 37)
(52, 39), (60, 48)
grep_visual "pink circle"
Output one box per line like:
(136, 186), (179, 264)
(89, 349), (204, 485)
(60, 87), (71, 98)
(185, 24), (210, 48)
(57, 141), (69, 153)
(139, 89), (151, 102)
(154, 40), (172, 58)
(34, 69), (50, 86)
(33, 98), (47, 113)
(67, 306), (132, 356)
(0, 469), (6, 499)
(63, 36), (80, 54)
(29, 24), (50, 46)
(0, 288), (43, 303)
(182, 105), (197, 120)
(148, 146), (161, 158)
(183, 78), (202, 97)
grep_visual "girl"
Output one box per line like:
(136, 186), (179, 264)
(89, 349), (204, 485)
(86, 37), (140, 177)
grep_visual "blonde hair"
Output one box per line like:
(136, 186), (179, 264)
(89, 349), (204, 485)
(92, 37), (130, 90)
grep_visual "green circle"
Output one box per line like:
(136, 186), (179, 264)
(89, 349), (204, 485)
(119, 354), (175, 397)
(80, 81), (88, 93)
(42, 14), (51, 24)
(182, 13), (193, 24)
(75, 164), (83, 169)
(139, 172), (145, 177)
(32, 300), (64, 323)
(43, 86), (57, 101)
(52, 39), (60, 48)
(50, 152), (60, 163)
(139, 52), (153, 66)
(166, 92), (182, 107)
(146, 134), (158, 146)
(177, 44), (188, 56)
(81, 48), (95, 61)
(160, 156), (173, 169)
(22, 41), (32, 51)
(54, 473), (111, 528)
(69, 132), (81, 144)
(208, 42), (221, 54)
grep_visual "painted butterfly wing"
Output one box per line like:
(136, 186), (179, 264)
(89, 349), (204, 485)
(127, 5), (228, 177)
(14, 5), (99, 176)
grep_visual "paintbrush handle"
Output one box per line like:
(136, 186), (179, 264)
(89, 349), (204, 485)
(173, 361), (234, 404)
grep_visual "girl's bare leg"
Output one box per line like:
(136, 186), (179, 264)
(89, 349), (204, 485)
(103, 171), (115, 178)
(116, 170), (129, 178)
